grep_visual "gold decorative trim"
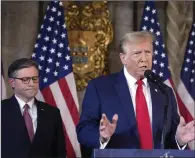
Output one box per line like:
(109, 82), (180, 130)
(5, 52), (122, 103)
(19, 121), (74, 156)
(63, 1), (113, 91)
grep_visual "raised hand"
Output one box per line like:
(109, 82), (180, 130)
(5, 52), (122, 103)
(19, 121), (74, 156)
(175, 117), (195, 146)
(99, 113), (118, 143)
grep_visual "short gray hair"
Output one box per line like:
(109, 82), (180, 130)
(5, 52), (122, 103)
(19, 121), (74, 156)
(119, 31), (155, 54)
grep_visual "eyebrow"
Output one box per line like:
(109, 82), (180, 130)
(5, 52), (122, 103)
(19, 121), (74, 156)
(133, 50), (151, 53)
(13, 76), (39, 78)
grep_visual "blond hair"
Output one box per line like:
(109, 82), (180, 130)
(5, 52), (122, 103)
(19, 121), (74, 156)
(119, 31), (155, 54)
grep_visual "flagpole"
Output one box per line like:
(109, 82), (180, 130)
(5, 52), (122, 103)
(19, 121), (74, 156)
(133, 1), (138, 31)
(38, 1), (44, 29)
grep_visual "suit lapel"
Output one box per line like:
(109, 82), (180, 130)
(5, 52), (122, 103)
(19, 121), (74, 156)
(10, 96), (31, 144)
(114, 71), (166, 146)
(114, 70), (139, 139)
(149, 82), (165, 143)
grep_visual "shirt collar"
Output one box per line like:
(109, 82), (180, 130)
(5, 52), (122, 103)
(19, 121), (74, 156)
(123, 66), (148, 87)
(15, 95), (35, 110)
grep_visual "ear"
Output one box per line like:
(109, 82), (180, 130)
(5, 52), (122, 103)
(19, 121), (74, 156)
(119, 53), (126, 65)
(8, 78), (15, 89)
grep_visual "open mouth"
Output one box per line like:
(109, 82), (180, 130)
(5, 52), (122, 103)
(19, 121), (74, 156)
(140, 66), (147, 69)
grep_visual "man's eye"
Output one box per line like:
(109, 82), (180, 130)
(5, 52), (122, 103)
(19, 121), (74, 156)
(22, 77), (29, 81)
(32, 77), (38, 80)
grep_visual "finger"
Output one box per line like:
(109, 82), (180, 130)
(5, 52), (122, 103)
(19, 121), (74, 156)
(190, 126), (195, 133)
(187, 128), (195, 141)
(102, 113), (107, 120)
(186, 120), (195, 129)
(112, 114), (118, 125)
(100, 118), (104, 126)
(101, 113), (108, 126)
(100, 125), (106, 129)
(100, 125), (106, 131)
(179, 116), (186, 127)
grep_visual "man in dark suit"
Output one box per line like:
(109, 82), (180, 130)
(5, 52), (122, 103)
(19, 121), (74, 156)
(2, 58), (66, 158)
(76, 31), (195, 152)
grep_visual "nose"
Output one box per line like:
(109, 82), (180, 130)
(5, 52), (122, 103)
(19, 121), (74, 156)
(140, 51), (147, 62)
(28, 79), (34, 86)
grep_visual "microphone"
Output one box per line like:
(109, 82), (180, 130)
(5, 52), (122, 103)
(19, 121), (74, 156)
(144, 69), (168, 149)
(144, 70), (167, 92)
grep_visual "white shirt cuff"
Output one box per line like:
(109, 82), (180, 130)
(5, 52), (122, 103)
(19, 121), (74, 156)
(99, 138), (110, 149)
(176, 139), (187, 150)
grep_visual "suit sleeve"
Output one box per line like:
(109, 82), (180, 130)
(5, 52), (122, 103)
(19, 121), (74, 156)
(165, 88), (180, 149)
(52, 109), (66, 157)
(76, 80), (101, 149)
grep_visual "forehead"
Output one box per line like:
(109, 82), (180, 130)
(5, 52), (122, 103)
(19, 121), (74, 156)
(124, 41), (153, 53)
(15, 66), (38, 77)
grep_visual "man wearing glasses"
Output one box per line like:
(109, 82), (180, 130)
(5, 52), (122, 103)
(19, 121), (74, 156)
(2, 58), (66, 158)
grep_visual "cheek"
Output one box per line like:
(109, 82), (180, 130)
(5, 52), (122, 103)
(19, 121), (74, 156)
(128, 58), (139, 65)
(34, 84), (39, 90)
(15, 85), (25, 94)
(14, 82), (22, 89)
(148, 56), (153, 65)
(126, 59), (139, 70)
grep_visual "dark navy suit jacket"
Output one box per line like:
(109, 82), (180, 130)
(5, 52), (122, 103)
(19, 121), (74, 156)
(77, 69), (180, 150)
(2, 96), (66, 158)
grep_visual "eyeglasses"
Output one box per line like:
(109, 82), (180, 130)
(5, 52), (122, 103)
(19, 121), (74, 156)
(13, 76), (39, 84)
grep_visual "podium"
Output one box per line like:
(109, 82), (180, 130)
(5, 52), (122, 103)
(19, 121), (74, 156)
(93, 149), (195, 157)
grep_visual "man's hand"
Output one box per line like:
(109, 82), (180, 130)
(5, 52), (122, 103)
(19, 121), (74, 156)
(176, 117), (195, 146)
(99, 113), (118, 143)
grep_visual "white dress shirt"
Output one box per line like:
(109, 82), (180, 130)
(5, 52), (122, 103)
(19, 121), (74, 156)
(124, 67), (152, 124)
(100, 67), (186, 149)
(15, 95), (38, 133)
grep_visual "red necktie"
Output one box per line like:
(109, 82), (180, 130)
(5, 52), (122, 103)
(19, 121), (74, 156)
(23, 104), (34, 142)
(136, 80), (153, 149)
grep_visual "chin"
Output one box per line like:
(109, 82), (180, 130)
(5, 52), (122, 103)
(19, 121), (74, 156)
(26, 95), (34, 99)
(27, 94), (36, 99)
(138, 73), (145, 79)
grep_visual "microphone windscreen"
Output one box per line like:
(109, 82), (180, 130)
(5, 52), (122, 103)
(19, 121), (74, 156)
(144, 70), (152, 78)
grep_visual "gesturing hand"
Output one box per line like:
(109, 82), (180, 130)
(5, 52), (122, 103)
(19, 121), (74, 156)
(176, 117), (195, 146)
(99, 113), (118, 143)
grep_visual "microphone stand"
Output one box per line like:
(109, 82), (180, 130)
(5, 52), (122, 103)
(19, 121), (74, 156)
(148, 79), (169, 149)
(145, 70), (169, 149)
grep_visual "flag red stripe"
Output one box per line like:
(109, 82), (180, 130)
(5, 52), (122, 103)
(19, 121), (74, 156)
(62, 125), (76, 158)
(176, 92), (193, 123)
(41, 87), (56, 107)
(169, 79), (193, 123)
(41, 87), (76, 158)
(58, 78), (80, 125)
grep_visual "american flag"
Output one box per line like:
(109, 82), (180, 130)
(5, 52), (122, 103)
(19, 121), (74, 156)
(31, 1), (81, 157)
(140, 1), (193, 123)
(140, 1), (170, 82)
(1, 62), (7, 100)
(177, 23), (195, 122)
